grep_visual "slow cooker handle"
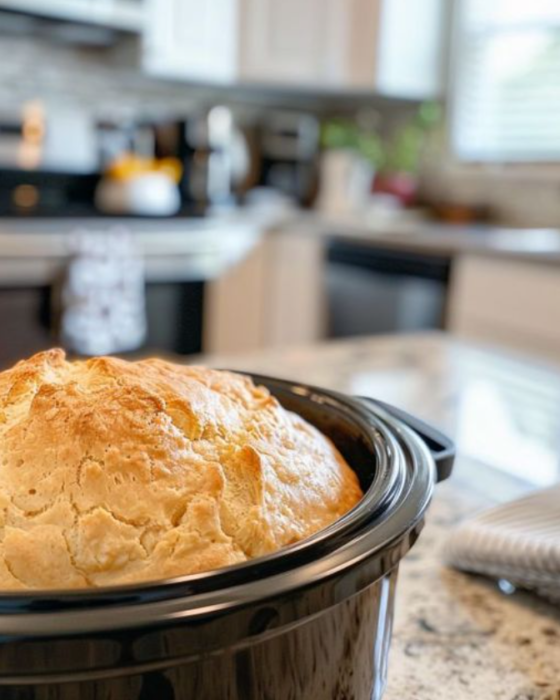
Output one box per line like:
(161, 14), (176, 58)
(358, 398), (455, 483)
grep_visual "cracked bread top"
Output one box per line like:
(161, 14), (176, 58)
(0, 350), (362, 590)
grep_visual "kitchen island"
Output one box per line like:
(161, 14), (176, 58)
(203, 332), (560, 700)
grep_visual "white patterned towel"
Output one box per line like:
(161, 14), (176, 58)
(59, 227), (146, 355)
(445, 485), (560, 603)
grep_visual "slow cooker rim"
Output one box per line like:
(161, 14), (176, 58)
(0, 401), (440, 682)
(0, 505), (427, 639)
(0, 379), (408, 605)
(0, 424), (437, 642)
(0, 378), (437, 630)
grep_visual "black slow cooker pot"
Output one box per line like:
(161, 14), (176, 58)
(0, 375), (454, 700)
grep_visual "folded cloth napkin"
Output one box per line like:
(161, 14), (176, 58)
(445, 485), (560, 603)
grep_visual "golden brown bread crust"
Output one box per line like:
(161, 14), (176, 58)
(0, 350), (362, 589)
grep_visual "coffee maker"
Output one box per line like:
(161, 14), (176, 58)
(256, 111), (320, 207)
(177, 107), (253, 210)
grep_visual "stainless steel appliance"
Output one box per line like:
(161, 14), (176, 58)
(181, 107), (253, 209)
(256, 110), (320, 206)
(0, 102), (102, 216)
(0, 103), (97, 175)
(0, 169), (100, 217)
(327, 240), (450, 337)
(0, 111), (206, 217)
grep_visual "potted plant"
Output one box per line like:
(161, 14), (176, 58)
(373, 102), (441, 207)
(317, 115), (384, 215)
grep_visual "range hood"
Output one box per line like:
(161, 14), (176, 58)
(0, 0), (143, 33)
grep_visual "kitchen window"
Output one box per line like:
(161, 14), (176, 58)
(451, 0), (560, 162)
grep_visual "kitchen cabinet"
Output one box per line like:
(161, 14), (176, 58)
(448, 254), (560, 364)
(240, 0), (444, 96)
(238, 0), (351, 86)
(203, 229), (326, 354)
(144, 0), (238, 82)
(144, 0), (445, 98)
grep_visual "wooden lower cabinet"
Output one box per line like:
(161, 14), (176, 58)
(203, 230), (326, 354)
(448, 254), (560, 364)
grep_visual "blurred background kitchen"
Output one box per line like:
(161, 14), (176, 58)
(0, 0), (559, 368)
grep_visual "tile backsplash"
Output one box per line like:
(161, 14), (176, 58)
(421, 128), (560, 228)
(0, 35), (206, 120)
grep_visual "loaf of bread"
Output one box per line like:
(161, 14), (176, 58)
(0, 350), (362, 589)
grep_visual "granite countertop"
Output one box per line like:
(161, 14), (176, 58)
(202, 332), (560, 700)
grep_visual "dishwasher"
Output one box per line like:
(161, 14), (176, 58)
(326, 239), (451, 337)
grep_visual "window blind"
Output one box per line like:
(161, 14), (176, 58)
(452, 0), (560, 162)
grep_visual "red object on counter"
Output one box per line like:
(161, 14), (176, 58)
(373, 172), (418, 207)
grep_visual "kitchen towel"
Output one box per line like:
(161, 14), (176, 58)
(444, 485), (560, 603)
(58, 227), (146, 356)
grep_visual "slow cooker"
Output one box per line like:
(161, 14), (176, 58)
(0, 374), (454, 700)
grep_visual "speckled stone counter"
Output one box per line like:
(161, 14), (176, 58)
(202, 332), (560, 700)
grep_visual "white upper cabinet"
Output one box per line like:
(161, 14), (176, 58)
(375, 0), (446, 98)
(144, 0), (239, 82)
(143, 0), (445, 98)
